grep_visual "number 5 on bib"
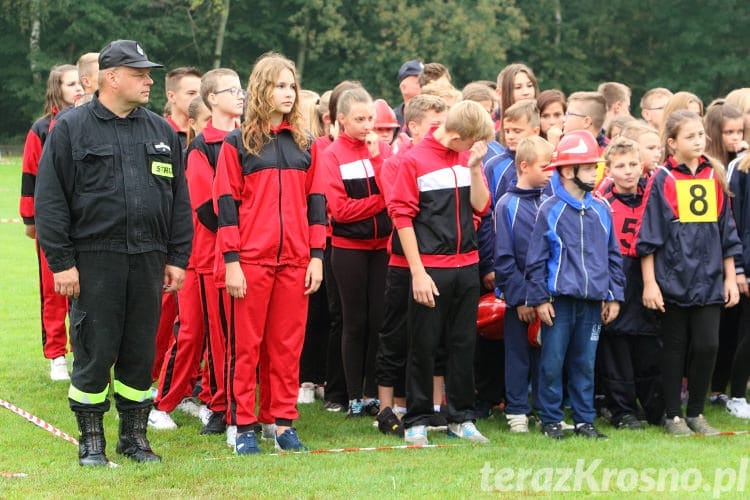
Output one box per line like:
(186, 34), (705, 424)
(676, 179), (717, 223)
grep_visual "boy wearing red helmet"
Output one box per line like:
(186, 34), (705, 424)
(525, 129), (625, 440)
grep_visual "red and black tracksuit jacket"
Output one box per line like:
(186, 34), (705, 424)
(214, 124), (326, 267)
(20, 113), (56, 223)
(186, 121), (226, 273)
(320, 132), (392, 250)
(388, 132), (489, 268)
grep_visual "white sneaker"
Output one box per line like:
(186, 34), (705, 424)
(148, 409), (177, 430)
(404, 425), (428, 445)
(50, 356), (69, 381)
(261, 423), (277, 441)
(448, 421), (490, 443)
(175, 397), (202, 418)
(506, 413), (529, 433)
(726, 397), (750, 419)
(198, 404), (212, 426)
(226, 425), (237, 448)
(297, 382), (315, 404)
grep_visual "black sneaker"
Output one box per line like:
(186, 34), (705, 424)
(376, 407), (404, 437)
(200, 411), (227, 435)
(324, 401), (345, 412)
(346, 399), (365, 418)
(575, 422), (608, 439)
(615, 413), (644, 430)
(542, 422), (566, 440)
(709, 393), (729, 407)
(364, 399), (380, 416)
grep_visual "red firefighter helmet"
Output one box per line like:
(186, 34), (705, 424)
(527, 315), (542, 347)
(545, 129), (604, 170)
(374, 99), (399, 129)
(477, 293), (505, 340)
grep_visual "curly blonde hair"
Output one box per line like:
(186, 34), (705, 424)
(242, 52), (309, 155)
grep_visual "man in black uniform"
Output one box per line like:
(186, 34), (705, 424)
(35, 40), (193, 466)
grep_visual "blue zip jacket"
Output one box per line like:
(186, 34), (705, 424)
(728, 155), (750, 276)
(494, 186), (546, 306)
(478, 146), (517, 279)
(637, 156), (742, 307)
(525, 175), (625, 306)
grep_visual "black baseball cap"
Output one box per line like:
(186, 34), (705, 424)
(98, 40), (163, 70)
(397, 60), (423, 83)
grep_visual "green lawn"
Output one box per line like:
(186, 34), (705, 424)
(0, 157), (749, 498)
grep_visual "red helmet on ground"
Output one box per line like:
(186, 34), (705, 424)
(527, 315), (542, 347)
(374, 99), (399, 129)
(545, 129), (604, 170)
(477, 293), (505, 340)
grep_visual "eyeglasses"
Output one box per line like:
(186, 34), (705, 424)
(644, 106), (664, 111)
(565, 111), (588, 118)
(214, 87), (247, 98)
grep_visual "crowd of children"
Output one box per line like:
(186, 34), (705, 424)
(22, 49), (750, 461)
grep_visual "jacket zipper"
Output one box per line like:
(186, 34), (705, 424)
(453, 167), (461, 257)
(276, 135), (284, 264)
(365, 157), (378, 239)
(580, 209), (588, 296)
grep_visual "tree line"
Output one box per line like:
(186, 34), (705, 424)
(0, 0), (748, 141)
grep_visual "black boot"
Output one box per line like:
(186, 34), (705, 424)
(75, 411), (108, 466)
(116, 407), (161, 463)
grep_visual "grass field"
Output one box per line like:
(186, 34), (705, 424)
(1, 156), (749, 498)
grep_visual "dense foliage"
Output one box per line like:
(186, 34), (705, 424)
(0, 0), (748, 140)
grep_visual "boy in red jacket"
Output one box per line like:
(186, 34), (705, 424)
(389, 100), (494, 445)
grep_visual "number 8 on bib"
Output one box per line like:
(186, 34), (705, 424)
(676, 179), (717, 223)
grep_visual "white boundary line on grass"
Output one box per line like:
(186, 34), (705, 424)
(0, 397), (118, 467)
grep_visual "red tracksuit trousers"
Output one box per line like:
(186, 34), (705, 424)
(37, 242), (68, 359)
(155, 269), (206, 411)
(226, 263), (308, 427)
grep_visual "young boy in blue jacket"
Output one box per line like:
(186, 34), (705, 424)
(525, 130), (625, 440)
(494, 136), (554, 433)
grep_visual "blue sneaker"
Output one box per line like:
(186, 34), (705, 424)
(274, 428), (308, 451)
(346, 399), (365, 418)
(235, 430), (260, 455)
(404, 425), (428, 445)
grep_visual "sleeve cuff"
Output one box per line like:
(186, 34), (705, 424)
(224, 251), (240, 264)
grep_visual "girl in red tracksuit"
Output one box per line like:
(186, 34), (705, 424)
(637, 109), (742, 436)
(320, 87), (392, 418)
(20, 64), (83, 380)
(214, 53), (326, 454)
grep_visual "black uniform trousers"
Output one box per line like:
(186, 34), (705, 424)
(69, 251), (164, 413)
(404, 265), (478, 428)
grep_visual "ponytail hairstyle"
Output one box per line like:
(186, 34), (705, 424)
(43, 64), (78, 118)
(327, 80), (362, 139)
(663, 109), (730, 194)
(186, 95), (210, 147)
(242, 52), (309, 155)
(336, 87), (373, 134)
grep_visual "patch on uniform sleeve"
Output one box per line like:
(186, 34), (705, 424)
(590, 323), (601, 341)
(152, 161), (173, 178)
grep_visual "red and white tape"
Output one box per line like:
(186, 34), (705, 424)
(0, 397), (118, 467)
(0, 398), (79, 445)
